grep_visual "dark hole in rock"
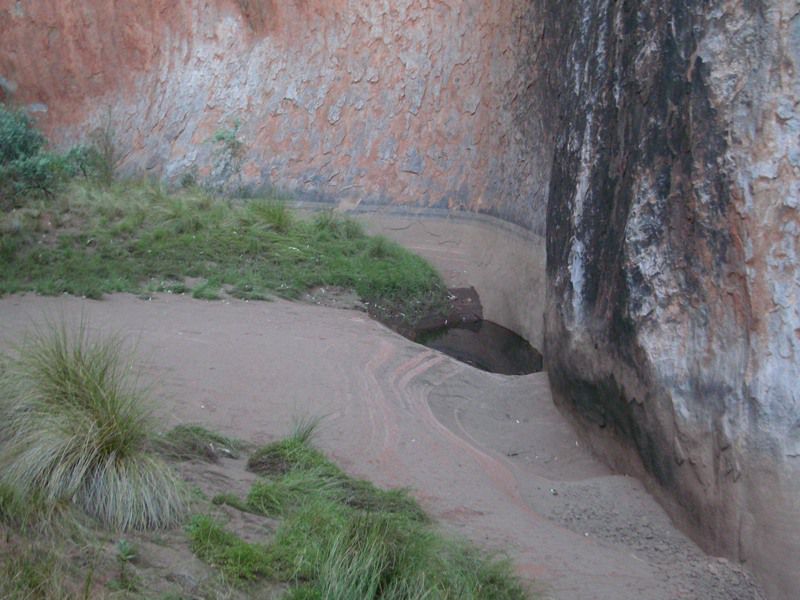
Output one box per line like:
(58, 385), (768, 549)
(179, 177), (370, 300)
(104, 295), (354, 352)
(378, 286), (543, 375)
(416, 320), (543, 375)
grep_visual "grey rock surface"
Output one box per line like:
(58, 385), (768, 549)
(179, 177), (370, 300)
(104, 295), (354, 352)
(541, 2), (800, 598)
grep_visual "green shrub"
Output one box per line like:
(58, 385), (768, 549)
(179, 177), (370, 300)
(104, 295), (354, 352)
(0, 104), (44, 164)
(209, 119), (246, 191)
(0, 321), (188, 530)
(0, 104), (69, 205)
(64, 143), (114, 185)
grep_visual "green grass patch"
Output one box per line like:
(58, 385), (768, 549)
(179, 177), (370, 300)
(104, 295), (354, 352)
(0, 542), (81, 600)
(189, 425), (531, 598)
(0, 321), (188, 530)
(211, 493), (255, 514)
(247, 467), (345, 517)
(156, 424), (246, 462)
(246, 424), (427, 523)
(246, 423), (330, 477)
(191, 280), (221, 300)
(187, 514), (272, 582)
(1, 180), (449, 324)
(264, 497), (527, 599)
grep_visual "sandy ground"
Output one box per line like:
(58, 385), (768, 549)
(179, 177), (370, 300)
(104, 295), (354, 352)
(0, 292), (764, 600)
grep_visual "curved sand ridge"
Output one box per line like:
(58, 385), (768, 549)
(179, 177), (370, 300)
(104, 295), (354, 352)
(0, 293), (761, 600)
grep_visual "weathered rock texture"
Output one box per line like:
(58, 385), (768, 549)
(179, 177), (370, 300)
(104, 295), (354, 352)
(0, 0), (547, 232)
(2, 0), (799, 597)
(542, 1), (800, 598)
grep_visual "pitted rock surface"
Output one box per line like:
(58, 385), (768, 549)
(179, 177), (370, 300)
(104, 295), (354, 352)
(0, 0), (548, 232)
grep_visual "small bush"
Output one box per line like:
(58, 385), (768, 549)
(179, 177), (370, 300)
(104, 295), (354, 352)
(0, 148), (71, 204)
(86, 116), (119, 185)
(0, 321), (188, 530)
(209, 119), (246, 192)
(0, 104), (44, 163)
(0, 104), (71, 205)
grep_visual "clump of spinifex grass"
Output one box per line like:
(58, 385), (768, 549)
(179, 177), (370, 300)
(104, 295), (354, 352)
(0, 321), (188, 530)
(0, 180), (449, 325)
(189, 423), (531, 598)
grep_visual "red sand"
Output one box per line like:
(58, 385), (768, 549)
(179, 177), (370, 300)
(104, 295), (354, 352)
(0, 293), (761, 599)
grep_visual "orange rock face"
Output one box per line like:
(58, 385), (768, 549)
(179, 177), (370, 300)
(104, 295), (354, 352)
(0, 0), (547, 230)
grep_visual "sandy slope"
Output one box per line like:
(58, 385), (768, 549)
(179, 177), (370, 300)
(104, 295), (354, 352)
(0, 293), (762, 599)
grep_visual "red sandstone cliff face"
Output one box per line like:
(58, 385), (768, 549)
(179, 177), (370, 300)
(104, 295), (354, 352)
(0, 0), (547, 231)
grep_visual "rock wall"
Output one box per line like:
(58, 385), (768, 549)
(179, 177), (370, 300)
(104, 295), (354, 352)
(542, 1), (800, 598)
(0, 0), (548, 232)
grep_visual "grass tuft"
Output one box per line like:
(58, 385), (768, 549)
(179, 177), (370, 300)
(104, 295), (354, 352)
(156, 424), (246, 462)
(211, 493), (254, 514)
(187, 514), (272, 582)
(0, 321), (188, 530)
(246, 420), (328, 477)
(244, 199), (293, 233)
(191, 280), (221, 301)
